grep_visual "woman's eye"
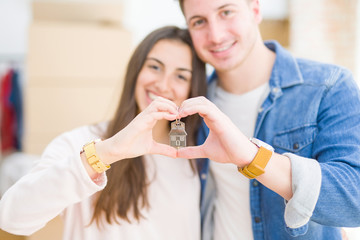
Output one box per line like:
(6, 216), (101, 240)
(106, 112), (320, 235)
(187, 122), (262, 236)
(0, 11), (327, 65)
(177, 74), (189, 81)
(148, 64), (160, 70)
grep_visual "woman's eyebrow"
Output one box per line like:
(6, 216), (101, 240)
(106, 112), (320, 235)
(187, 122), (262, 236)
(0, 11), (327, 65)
(146, 57), (164, 66)
(147, 57), (192, 73)
(177, 68), (192, 73)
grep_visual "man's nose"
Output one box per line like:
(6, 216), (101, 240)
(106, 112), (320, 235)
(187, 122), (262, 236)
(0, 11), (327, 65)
(207, 19), (225, 44)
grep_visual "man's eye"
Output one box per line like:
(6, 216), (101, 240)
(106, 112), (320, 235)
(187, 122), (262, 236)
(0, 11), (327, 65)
(193, 19), (205, 27)
(221, 10), (232, 17)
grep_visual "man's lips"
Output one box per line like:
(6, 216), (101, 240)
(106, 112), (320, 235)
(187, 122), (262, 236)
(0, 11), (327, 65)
(210, 41), (236, 54)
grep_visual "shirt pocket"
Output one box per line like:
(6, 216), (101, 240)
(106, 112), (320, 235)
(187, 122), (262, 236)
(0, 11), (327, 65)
(272, 124), (317, 154)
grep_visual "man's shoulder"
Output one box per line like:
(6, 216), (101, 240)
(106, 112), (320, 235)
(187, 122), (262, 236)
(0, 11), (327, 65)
(266, 41), (353, 87)
(295, 58), (353, 86)
(296, 57), (346, 73)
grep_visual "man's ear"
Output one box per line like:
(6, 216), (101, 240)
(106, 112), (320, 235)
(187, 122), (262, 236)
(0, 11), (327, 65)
(250, 0), (262, 24)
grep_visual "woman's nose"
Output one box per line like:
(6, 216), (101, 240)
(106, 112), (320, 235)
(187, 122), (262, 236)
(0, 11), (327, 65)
(155, 74), (171, 92)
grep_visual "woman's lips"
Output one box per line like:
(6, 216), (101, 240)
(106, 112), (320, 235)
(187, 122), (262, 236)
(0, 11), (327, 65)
(147, 91), (159, 101)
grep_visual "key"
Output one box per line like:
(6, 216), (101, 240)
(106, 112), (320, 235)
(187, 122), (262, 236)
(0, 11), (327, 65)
(169, 119), (187, 148)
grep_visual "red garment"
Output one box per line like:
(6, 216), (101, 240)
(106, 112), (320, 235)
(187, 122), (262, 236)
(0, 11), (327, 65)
(0, 69), (16, 152)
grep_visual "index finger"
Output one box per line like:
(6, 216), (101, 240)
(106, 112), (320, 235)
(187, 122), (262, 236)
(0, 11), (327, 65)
(179, 96), (219, 120)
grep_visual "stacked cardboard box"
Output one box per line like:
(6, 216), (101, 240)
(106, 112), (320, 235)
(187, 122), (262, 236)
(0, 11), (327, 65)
(0, 1), (132, 240)
(23, 1), (132, 155)
(260, 19), (289, 47)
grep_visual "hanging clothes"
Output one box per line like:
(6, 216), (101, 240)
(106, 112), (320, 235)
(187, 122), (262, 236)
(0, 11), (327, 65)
(0, 68), (22, 152)
(9, 69), (22, 150)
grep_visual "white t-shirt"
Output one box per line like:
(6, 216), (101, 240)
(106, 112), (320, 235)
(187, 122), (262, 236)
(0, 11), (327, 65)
(208, 81), (269, 240)
(0, 123), (201, 240)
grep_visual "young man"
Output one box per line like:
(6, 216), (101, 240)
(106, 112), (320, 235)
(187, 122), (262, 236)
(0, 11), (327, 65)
(177, 0), (360, 239)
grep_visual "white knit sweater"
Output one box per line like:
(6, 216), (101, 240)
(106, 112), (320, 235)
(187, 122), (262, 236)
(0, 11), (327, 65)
(0, 123), (200, 240)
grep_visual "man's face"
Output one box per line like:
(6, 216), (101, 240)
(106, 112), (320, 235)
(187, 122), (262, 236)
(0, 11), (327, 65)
(183, 0), (262, 73)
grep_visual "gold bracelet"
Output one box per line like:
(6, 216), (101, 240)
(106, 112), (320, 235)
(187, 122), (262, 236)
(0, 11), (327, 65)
(82, 139), (110, 173)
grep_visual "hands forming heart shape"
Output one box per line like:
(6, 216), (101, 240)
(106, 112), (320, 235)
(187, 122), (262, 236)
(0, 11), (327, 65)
(98, 96), (258, 168)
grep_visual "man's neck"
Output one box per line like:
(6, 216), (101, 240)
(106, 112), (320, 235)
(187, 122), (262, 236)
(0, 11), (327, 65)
(217, 41), (276, 95)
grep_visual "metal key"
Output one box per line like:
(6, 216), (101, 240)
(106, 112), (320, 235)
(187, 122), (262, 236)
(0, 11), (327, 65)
(169, 119), (187, 148)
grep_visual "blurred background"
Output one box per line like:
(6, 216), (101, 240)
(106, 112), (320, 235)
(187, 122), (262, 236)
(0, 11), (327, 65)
(0, 0), (359, 239)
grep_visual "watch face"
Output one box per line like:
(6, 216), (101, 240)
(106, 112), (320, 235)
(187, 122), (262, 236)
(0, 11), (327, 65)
(250, 138), (274, 152)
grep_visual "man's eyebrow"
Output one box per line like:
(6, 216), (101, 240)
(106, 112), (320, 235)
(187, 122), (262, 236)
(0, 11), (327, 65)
(218, 3), (237, 10)
(187, 3), (237, 23)
(187, 14), (202, 24)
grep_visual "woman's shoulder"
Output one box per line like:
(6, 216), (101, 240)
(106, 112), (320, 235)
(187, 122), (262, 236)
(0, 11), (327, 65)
(42, 122), (109, 157)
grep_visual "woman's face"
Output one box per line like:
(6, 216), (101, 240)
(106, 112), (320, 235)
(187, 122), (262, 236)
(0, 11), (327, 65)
(135, 39), (193, 112)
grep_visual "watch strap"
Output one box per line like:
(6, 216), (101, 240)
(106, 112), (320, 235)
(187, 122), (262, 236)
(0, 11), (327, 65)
(238, 146), (272, 179)
(82, 140), (111, 173)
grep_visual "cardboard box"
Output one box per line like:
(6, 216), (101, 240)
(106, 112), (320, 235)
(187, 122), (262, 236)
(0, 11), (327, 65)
(33, 0), (123, 26)
(0, 217), (62, 240)
(22, 132), (55, 155)
(24, 12), (133, 155)
(23, 86), (121, 154)
(0, 230), (25, 240)
(260, 19), (289, 47)
(27, 217), (63, 240)
(25, 86), (120, 131)
(19, 1), (132, 239)
(27, 22), (132, 87)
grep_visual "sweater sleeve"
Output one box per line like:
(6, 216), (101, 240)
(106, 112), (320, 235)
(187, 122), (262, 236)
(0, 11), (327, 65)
(283, 153), (321, 228)
(0, 127), (107, 236)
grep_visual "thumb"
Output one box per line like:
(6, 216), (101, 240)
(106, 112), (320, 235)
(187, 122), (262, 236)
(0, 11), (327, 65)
(177, 145), (206, 159)
(150, 142), (178, 158)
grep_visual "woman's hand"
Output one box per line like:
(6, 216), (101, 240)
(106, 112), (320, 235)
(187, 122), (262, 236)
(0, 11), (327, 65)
(96, 97), (179, 165)
(177, 96), (258, 167)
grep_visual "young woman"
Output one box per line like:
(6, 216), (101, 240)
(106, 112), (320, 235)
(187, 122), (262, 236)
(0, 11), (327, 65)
(0, 26), (206, 240)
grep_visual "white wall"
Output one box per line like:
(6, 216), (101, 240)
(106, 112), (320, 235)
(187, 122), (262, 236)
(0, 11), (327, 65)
(0, 0), (288, 58)
(121, 0), (186, 46)
(0, 0), (31, 57)
(0, 0), (31, 86)
(0, 0), (186, 57)
(261, 0), (288, 20)
(121, 0), (289, 46)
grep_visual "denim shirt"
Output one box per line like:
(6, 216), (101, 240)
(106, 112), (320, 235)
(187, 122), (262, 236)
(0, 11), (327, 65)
(197, 40), (360, 240)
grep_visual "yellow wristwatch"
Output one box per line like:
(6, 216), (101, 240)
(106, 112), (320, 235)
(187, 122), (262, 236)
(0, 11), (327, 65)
(238, 138), (274, 179)
(82, 139), (111, 173)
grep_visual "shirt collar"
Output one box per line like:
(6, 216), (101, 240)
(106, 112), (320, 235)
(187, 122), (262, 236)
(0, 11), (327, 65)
(266, 40), (304, 89)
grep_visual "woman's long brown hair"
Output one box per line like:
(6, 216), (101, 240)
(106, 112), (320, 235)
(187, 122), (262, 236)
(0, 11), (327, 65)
(92, 26), (207, 225)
